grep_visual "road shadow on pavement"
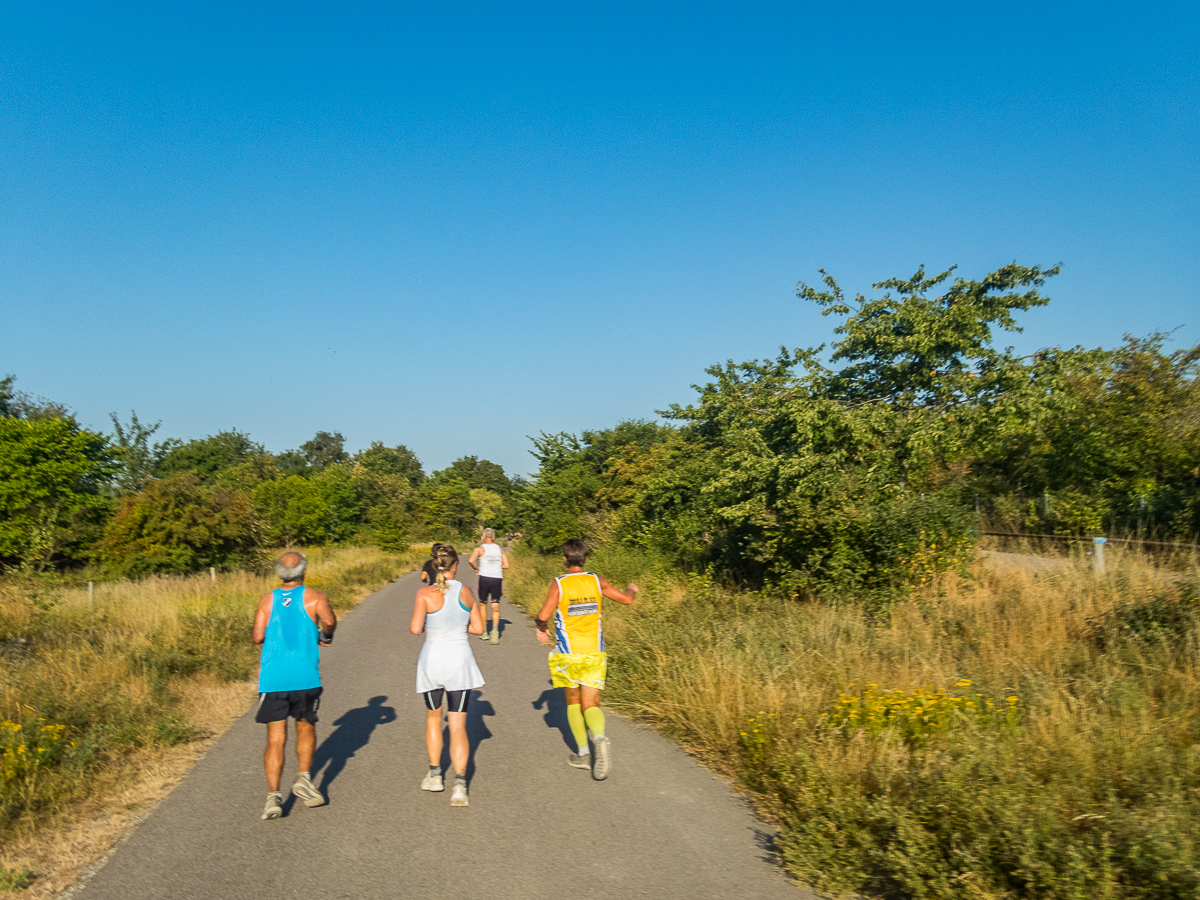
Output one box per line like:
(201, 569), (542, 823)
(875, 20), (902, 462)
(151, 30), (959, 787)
(459, 696), (494, 782)
(312, 695), (397, 794)
(532, 687), (574, 751)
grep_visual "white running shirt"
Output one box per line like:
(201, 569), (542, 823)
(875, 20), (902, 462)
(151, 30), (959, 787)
(477, 543), (504, 579)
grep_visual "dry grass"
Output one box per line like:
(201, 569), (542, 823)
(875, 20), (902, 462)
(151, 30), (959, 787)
(0, 546), (420, 895)
(506, 545), (1200, 899)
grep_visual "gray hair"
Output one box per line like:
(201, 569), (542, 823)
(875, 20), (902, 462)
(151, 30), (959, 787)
(275, 552), (308, 582)
(482, 528), (495, 541)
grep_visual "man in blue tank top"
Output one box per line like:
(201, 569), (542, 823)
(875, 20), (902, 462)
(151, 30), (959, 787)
(252, 552), (337, 820)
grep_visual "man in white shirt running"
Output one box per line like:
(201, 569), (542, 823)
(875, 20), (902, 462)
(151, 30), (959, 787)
(468, 528), (509, 644)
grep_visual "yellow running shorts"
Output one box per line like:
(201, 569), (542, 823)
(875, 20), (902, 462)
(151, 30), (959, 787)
(548, 651), (607, 689)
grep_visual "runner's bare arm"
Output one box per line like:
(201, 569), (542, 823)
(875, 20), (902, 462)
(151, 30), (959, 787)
(598, 577), (639, 606)
(308, 590), (336, 643)
(410, 589), (429, 635)
(252, 592), (273, 645)
(463, 586), (485, 635)
(535, 580), (560, 643)
(501, 550), (510, 569)
(468, 546), (483, 572)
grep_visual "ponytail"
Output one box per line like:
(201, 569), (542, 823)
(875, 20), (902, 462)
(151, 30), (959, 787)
(432, 544), (459, 592)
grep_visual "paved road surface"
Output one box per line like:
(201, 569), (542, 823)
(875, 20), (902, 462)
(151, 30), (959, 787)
(75, 566), (807, 899)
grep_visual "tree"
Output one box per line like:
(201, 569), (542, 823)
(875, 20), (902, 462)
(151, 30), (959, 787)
(154, 431), (264, 479)
(0, 416), (114, 570)
(99, 472), (259, 576)
(419, 477), (477, 539)
(976, 335), (1200, 537)
(0, 374), (71, 420)
(516, 421), (675, 551)
(800, 262), (1059, 409)
(433, 456), (512, 496)
(274, 431), (349, 477)
(354, 441), (424, 486)
(469, 488), (505, 528)
(302, 431), (348, 470)
(253, 464), (363, 546)
(646, 263), (1060, 595)
(108, 411), (161, 494)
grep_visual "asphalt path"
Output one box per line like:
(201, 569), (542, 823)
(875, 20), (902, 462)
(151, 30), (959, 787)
(75, 565), (807, 899)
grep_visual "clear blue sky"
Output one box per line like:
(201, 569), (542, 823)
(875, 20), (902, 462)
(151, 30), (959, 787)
(3, 1), (1197, 477)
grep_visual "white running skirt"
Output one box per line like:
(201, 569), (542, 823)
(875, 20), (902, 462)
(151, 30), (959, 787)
(416, 635), (484, 694)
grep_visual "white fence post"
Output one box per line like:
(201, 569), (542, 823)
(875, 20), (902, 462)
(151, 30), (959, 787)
(1093, 537), (1107, 575)
(87, 581), (93, 603)
(210, 567), (217, 582)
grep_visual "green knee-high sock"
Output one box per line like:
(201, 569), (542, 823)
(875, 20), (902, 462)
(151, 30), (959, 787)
(583, 706), (606, 737)
(566, 703), (588, 753)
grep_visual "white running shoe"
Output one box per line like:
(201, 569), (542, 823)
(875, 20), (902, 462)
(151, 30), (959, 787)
(421, 773), (444, 792)
(261, 793), (282, 820)
(568, 752), (591, 769)
(291, 774), (325, 808)
(450, 783), (469, 807)
(591, 735), (612, 781)
(478, 630), (491, 641)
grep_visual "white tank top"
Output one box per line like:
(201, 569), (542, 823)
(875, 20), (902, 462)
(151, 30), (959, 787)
(477, 543), (504, 579)
(422, 581), (470, 644)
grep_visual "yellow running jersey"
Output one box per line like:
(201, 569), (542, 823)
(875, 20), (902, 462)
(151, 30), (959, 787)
(552, 572), (604, 654)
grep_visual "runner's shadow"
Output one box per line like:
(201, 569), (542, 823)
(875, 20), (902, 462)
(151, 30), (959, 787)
(467, 696), (496, 783)
(312, 695), (396, 793)
(532, 687), (574, 751)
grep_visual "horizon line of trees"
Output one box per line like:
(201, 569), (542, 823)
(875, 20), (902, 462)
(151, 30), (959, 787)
(0, 377), (523, 577)
(6, 260), (1198, 597)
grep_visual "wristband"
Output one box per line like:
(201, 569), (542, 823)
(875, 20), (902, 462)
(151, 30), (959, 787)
(319, 629), (334, 644)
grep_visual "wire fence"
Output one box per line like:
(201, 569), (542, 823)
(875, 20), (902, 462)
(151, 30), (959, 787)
(982, 531), (1199, 551)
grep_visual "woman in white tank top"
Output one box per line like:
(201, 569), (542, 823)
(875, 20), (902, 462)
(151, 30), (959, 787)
(410, 544), (485, 806)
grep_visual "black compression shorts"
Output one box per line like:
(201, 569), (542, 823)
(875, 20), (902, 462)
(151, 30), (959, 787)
(423, 689), (470, 712)
(256, 687), (322, 724)
(477, 575), (503, 603)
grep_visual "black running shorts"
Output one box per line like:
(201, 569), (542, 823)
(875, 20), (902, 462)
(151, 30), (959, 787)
(256, 687), (322, 724)
(477, 575), (503, 603)
(423, 688), (470, 712)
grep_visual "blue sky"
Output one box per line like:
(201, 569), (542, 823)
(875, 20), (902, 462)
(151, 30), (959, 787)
(3, 1), (1197, 477)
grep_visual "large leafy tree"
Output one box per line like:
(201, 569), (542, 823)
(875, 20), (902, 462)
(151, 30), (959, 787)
(646, 262), (1061, 594)
(276, 431), (350, 476)
(253, 464), (363, 546)
(154, 430), (264, 479)
(0, 415), (114, 570)
(433, 456), (512, 496)
(354, 441), (424, 486)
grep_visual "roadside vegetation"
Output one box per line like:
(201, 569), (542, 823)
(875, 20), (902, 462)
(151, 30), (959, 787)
(507, 543), (1200, 899)
(0, 545), (420, 893)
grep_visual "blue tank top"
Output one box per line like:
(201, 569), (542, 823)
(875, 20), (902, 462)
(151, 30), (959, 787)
(257, 586), (321, 692)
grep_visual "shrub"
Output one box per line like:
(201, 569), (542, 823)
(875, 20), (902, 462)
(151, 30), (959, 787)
(99, 472), (259, 576)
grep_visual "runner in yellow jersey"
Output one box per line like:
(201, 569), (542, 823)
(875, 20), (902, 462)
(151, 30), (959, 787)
(535, 539), (638, 780)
